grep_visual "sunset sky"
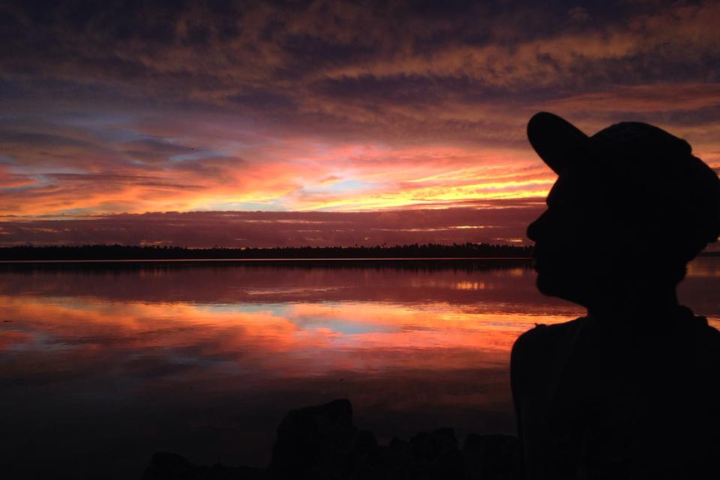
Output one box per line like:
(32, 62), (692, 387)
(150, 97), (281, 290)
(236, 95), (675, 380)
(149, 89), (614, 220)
(1, 0), (719, 247)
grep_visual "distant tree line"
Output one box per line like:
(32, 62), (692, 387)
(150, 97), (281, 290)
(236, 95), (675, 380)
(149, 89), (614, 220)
(0, 243), (533, 261)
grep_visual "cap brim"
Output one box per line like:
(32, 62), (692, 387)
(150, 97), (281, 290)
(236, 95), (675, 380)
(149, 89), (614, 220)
(527, 112), (590, 174)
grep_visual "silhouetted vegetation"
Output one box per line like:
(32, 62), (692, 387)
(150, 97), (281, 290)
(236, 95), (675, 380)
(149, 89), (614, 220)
(0, 243), (532, 262)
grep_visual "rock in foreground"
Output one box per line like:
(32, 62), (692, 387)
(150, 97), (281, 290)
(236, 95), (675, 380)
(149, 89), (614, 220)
(142, 399), (520, 480)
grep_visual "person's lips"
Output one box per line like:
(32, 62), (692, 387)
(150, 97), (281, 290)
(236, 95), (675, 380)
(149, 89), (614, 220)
(531, 245), (541, 271)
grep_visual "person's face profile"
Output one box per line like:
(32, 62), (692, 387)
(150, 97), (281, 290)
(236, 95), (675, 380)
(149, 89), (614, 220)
(527, 168), (614, 305)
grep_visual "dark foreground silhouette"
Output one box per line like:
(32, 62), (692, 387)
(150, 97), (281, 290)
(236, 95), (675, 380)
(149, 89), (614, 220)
(142, 399), (521, 480)
(512, 113), (720, 479)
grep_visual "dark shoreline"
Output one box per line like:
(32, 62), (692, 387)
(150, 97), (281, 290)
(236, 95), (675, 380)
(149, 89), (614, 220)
(0, 256), (532, 264)
(0, 257), (534, 273)
(0, 243), (533, 262)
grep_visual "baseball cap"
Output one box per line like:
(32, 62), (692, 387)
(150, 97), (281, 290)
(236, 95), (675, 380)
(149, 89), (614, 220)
(527, 111), (720, 248)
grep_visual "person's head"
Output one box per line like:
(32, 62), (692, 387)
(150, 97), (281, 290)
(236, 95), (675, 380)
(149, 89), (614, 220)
(526, 112), (720, 308)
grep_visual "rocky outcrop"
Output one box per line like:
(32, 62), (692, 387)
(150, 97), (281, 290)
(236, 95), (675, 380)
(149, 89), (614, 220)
(142, 399), (520, 480)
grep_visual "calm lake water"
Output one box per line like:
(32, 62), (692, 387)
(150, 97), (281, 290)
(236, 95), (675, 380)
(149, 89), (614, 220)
(1, 258), (719, 479)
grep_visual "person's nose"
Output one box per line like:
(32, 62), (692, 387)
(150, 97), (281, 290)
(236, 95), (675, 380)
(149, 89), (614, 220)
(527, 210), (549, 243)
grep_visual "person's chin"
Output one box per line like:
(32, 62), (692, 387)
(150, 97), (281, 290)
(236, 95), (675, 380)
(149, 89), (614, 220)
(535, 274), (557, 296)
(536, 271), (570, 298)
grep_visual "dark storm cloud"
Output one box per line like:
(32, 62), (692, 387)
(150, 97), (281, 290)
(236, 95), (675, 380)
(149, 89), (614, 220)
(3, 0), (718, 128)
(5, 3), (718, 150)
(122, 138), (195, 156)
(0, 130), (93, 149)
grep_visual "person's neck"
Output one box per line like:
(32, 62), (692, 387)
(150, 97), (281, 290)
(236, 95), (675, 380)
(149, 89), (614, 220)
(586, 287), (681, 326)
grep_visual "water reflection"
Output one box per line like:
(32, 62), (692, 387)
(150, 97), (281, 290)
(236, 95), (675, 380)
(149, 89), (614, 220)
(0, 259), (718, 479)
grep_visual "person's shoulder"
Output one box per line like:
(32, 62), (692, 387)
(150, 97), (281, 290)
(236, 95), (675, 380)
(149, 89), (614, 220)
(511, 318), (585, 375)
(513, 317), (585, 354)
(511, 318), (585, 391)
(698, 317), (720, 337)
(676, 309), (720, 344)
(700, 322), (720, 341)
(691, 316), (720, 352)
(652, 311), (720, 367)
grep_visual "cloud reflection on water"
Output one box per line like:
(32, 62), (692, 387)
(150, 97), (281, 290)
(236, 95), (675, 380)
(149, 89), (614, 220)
(0, 259), (718, 478)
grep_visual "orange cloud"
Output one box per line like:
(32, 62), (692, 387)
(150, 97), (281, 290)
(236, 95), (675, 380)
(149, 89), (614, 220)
(0, 292), (576, 378)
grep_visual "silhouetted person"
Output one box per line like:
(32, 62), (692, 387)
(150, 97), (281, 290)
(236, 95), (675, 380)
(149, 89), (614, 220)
(511, 112), (720, 479)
